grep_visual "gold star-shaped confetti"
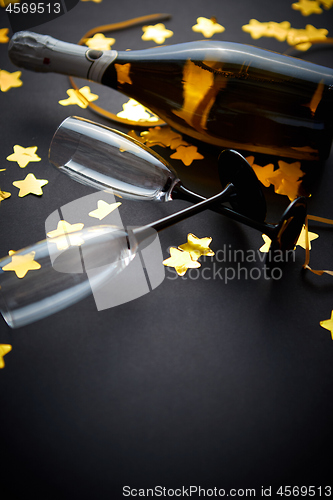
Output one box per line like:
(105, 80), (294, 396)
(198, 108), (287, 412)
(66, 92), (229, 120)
(140, 126), (186, 149)
(192, 17), (225, 38)
(141, 23), (173, 44)
(6, 145), (41, 168)
(13, 173), (48, 197)
(0, 28), (9, 43)
(287, 25), (328, 50)
(58, 86), (99, 108)
(117, 98), (159, 122)
(178, 233), (215, 261)
(295, 224), (319, 249)
(242, 19), (271, 39)
(88, 200), (121, 220)
(292, 0), (323, 16)
(259, 234), (272, 253)
(0, 69), (22, 92)
(320, 310), (333, 339)
(115, 63), (132, 85)
(246, 156), (275, 188)
(265, 21), (292, 41)
(85, 33), (115, 51)
(0, 190), (11, 202)
(163, 247), (201, 276)
(320, 0), (333, 9)
(127, 130), (147, 145)
(266, 160), (304, 200)
(170, 145), (204, 166)
(0, 0), (21, 5)
(47, 220), (85, 250)
(2, 249), (41, 278)
(0, 344), (12, 369)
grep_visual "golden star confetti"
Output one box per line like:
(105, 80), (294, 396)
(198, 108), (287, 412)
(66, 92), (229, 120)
(295, 225), (319, 250)
(47, 220), (85, 250)
(2, 249), (41, 278)
(115, 63), (132, 85)
(12, 173), (48, 197)
(0, 344), (12, 369)
(0, 0), (20, 7)
(320, 310), (333, 339)
(287, 24), (329, 50)
(6, 145), (41, 168)
(246, 156), (275, 188)
(292, 0), (323, 16)
(259, 234), (272, 253)
(117, 98), (159, 122)
(170, 145), (204, 166)
(140, 126), (186, 149)
(59, 86), (99, 108)
(178, 233), (215, 261)
(85, 33), (115, 51)
(0, 190), (11, 202)
(192, 17), (225, 38)
(127, 130), (147, 144)
(320, 0), (333, 8)
(0, 69), (22, 92)
(0, 28), (9, 43)
(242, 19), (291, 41)
(141, 23), (173, 44)
(265, 160), (304, 200)
(163, 247), (201, 276)
(88, 200), (121, 220)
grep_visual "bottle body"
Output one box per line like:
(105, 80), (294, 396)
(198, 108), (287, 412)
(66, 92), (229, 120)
(104, 41), (333, 161)
(8, 34), (333, 160)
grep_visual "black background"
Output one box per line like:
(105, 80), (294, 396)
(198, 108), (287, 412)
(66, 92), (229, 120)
(1, 1), (333, 498)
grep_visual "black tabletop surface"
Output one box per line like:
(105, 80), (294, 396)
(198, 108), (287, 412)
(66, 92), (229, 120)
(1, 1), (333, 498)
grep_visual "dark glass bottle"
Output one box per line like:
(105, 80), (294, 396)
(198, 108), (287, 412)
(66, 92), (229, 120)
(9, 32), (333, 160)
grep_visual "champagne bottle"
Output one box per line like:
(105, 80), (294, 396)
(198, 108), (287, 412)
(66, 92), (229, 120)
(9, 31), (333, 160)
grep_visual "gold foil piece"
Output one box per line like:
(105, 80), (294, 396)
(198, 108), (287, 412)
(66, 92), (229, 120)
(6, 145), (41, 168)
(170, 145), (204, 166)
(242, 20), (291, 41)
(259, 234), (272, 253)
(287, 24), (329, 50)
(140, 126), (186, 149)
(292, 0), (323, 16)
(2, 250), (41, 278)
(192, 17), (225, 38)
(89, 200), (122, 220)
(0, 69), (22, 92)
(117, 98), (159, 122)
(0, 190), (11, 202)
(12, 173), (48, 197)
(0, 28), (9, 43)
(47, 220), (85, 251)
(0, 344), (12, 369)
(178, 233), (215, 260)
(85, 33), (115, 50)
(320, 311), (333, 339)
(246, 156), (275, 188)
(163, 247), (201, 276)
(295, 225), (319, 250)
(59, 86), (99, 108)
(115, 63), (132, 85)
(141, 23), (173, 44)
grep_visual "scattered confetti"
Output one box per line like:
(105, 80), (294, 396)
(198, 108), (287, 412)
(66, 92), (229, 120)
(170, 145), (204, 166)
(6, 145), (41, 168)
(295, 225), (319, 250)
(178, 233), (215, 260)
(140, 126), (186, 149)
(0, 344), (12, 369)
(0, 190), (11, 203)
(0, 28), (9, 43)
(89, 200), (121, 220)
(59, 86), (99, 108)
(292, 0), (323, 16)
(320, 0), (333, 8)
(246, 156), (275, 188)
(192, 17), (225, 38)
(141, 23), (173, 44)
(287, 24), (329, 50)
(2, 250), (41, 278)
(0, 69), (22, 92)
(12, 173), (48, 197)
(268, 160), (304, 200)
(47, 220), (85, 250)
(115, 63), (132, 85)
(127, 130), (147, 144)
(259, 234), (272, 253)
(320, 310), (333, 339)
(163, 247), (201, 276)
(85, 33), (115, 51)
(117, 98), (159, 122)
(242, 19), (291, 41)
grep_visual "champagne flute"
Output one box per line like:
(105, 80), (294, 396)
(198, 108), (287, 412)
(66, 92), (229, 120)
(49, 116), (307, 255)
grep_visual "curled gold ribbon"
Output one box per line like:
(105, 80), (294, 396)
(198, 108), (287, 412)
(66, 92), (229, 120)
(69, 14), (170, 127)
